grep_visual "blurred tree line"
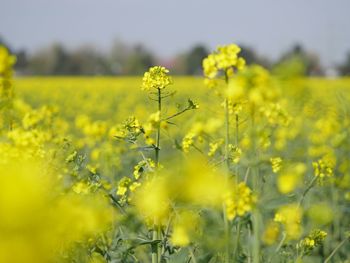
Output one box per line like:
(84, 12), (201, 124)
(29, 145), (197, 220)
(1, 36), (349, 76)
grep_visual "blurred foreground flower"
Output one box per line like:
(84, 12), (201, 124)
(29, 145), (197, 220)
(0, 159), (115, 263)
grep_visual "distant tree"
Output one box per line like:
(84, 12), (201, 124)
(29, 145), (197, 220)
(185, 44), (208, 75)
(273, 44), (324, 77)
(14, 49), (28, 74)
(124, 45), (155, 75)
(238, 44), (269, 67)
(69, 46), (109, 75)
(171, 53), (187, 75)
(28, 43), (71, 75)
(338, 52), (350, 76)
(109, 40), (130, 75)
(26, 41), (155, 75)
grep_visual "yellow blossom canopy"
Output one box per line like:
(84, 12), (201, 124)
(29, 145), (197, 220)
(141, 66), (173, 91)
(202, 44), (246, 80)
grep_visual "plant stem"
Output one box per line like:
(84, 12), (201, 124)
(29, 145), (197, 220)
(250, 106), (260, 263)
(298, 176), (317, 208)
(275, 233), (287, 254)
(223, 71), (231, 263)
(188, 246), (198, 263)
(155, 88), (161, 166)
(234, 221), (241, 259)
(161, 215), (173, 258)
(163, 107), (190, 121)
(152, 88), (162, 263)
(324, 238), (348, 263)
(252, 209), (260, 263)
(152, 227), (158, 263)
(225, 97), (230, 173)
(268, 233), (286, 263)
(244, 167), (251, 183)
(223, 204), (230, 263)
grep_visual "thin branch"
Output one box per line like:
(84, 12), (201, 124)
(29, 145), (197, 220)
(163, 108), (191, 121)
(298, 176), (317, 208)
(324, 238), (348, 263)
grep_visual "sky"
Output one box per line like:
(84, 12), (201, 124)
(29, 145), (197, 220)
(1, 0), (350, 67)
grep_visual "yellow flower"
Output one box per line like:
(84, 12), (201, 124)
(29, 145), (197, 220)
(182, 132), (195, 153)
(72, 182), (90, 194)
(277, 163), (306, 194)
(274, 204), (302, 240)
(208, 139), (223, 157)
(203, 44), (246, 86)
(0, 46), (16, 78)
(271, 157), (282, 173)
(133, 158), (155, 180)
(229, 144), (242, 163)
(171, 211), (200, 247)
(141, 66), (172, 91)
(133, 176), (170, 224)
(0, 159), (115, 263)
(225, 182), (255, 220)
(262, 221), (280, 245)
(297, 229), (327, 255)
(116, 177), (131, 196)
(312, 157), (334, 178)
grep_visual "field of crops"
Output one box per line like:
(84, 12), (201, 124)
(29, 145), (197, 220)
(1, 45), (350, 263)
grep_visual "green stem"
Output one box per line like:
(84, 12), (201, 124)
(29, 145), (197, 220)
(250, 107), (260, 263)
(223, 71), (231, 263)
(188, 247), (198, 263)
(252, 210), (260, 263)
(324, 238), (348, 263)
(152, 88), (162, 263)
(225, 97), (230, 173)
(275, 233), (287, 254)
(268, 233), (286, 263)
(161, 215), (173, 258)
(298, 176), (317, 208)
(163, 107), (190, 121)
(234, 221), (241, 259)
(244, 167), (251, 183)
(152, 227), (158, 263)
(155, 88), (161, 166)
(235, 113), (239, 183)
(223, 204), (230, 263)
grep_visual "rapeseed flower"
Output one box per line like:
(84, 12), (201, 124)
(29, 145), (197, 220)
(141, 66), (172, 91)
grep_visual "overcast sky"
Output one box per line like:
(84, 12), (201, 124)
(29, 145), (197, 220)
(1, 0), (349, 66)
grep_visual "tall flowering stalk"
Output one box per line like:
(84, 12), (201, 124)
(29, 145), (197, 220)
(0, 46), (16, 130)
(142, 66), (172, 166)
(142, 66), (172, 263)
(203, 44), (250, 262)
(203, 44), (245, 175)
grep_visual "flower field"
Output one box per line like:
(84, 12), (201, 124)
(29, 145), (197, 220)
(1, 45), (350, 263)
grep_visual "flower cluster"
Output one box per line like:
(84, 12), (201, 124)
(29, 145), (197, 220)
(270, 157), (282, 173)
(0, 46), (17, 129)
(277, 163), (306, 194)
(171, 211), (201, 246)
(0, 46), (16, 79)
(203, 44), (246, 80)
(141, 66), (172, 91)
(313, 157), (334, 178)
(274, 204), (303, 240)
(297, 229), (327, 256)
(116, 159), (156, 205)
(262, 221), (280, 245)
(225, 182), (255, 220)
(228, 144), (242, 164)
(133, 158), (155, 180)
